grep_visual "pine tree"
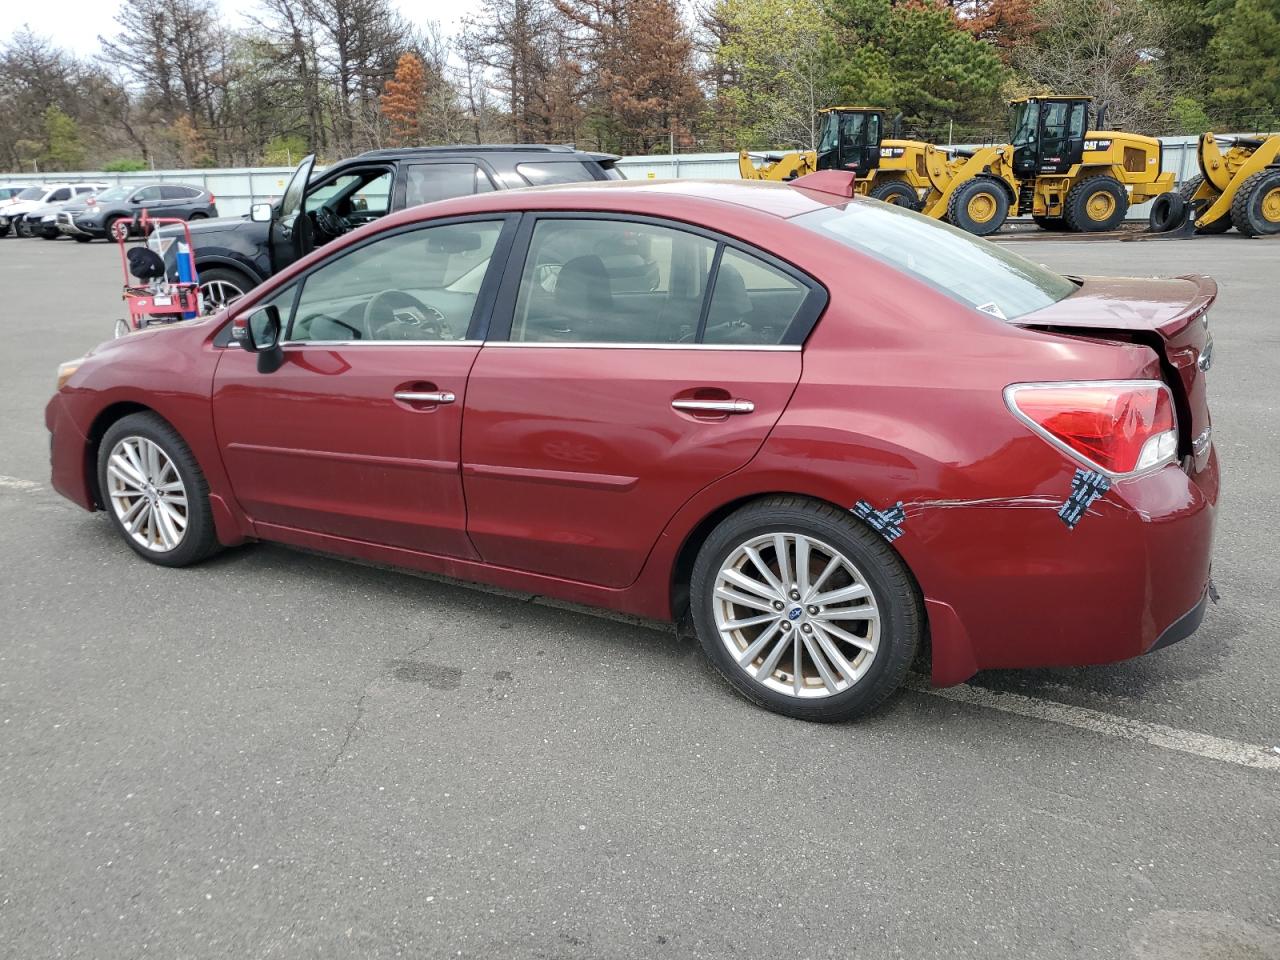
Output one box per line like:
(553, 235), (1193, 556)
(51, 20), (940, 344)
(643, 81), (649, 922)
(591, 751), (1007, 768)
(381, 52), (427, 146)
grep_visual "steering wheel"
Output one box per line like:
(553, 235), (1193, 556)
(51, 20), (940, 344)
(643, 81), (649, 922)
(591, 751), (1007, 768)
(313, 204), (349, 238)
(362, 289), (447, 340)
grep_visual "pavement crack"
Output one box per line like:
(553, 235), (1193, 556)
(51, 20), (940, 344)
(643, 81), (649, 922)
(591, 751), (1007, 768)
(320, 686), (371, 782)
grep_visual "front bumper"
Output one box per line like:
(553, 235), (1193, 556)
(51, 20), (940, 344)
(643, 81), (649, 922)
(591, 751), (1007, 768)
(45, 393), (95, 511)
(57, 212), (99, 237)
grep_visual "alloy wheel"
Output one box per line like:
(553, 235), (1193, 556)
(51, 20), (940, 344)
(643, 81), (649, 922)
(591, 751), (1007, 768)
(105, 436), (189, 552)
(200, 279), (245, 314)
(712, 532), (880, 699)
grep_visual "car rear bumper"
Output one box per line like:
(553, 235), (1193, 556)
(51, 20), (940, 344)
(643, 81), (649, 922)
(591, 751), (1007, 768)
(915, 448), (1219, 685)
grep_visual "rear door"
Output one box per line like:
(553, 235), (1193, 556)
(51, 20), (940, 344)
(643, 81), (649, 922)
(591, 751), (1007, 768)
(460, 215), (824, 587)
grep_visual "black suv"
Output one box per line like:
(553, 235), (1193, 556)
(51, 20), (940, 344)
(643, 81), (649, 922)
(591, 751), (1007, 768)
(179, 144), (622, 311)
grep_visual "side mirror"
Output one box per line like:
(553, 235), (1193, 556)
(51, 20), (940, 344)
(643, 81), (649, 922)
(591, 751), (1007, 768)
(234, 304), (285, 373)
(250, 202), (274, 223)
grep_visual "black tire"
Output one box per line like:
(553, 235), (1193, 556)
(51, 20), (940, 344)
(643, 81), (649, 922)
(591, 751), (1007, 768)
(72, 234), (93, 243)
(1032, 215), (1070, 231)
(946, 178), (1009, 236)
(1147, 191), (1186, 233)
(689, 496), (921, 722)
(198, 266), (253, 314)
(1229, 169), (1280, 237)
(188, 212), (207, 220)
(39, 228), (59, 240)
(15, 218), (32, 238)
(867, 179), (922, 211)
(97, 412), (220, 567)
(1064, 175), (1128, 232)
(1178, 175), (1232, 234)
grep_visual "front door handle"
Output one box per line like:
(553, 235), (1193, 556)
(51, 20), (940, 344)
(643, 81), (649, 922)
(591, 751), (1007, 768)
(394, 390), (455, 404)
(671, 398), (754, 415)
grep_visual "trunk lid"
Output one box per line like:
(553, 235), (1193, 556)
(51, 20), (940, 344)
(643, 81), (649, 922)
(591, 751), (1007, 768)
(1016, 274), (1216, 470)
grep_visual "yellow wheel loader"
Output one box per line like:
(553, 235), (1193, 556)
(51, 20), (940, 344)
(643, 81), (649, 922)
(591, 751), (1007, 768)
(738, 107), (937, 211)
(1148, 131), (1280, 237)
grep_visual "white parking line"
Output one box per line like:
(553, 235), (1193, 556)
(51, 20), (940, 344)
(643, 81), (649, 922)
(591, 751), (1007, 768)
(0, 475), (42, 492)
(7, 472), (1274, 771)
(906, 675), (1280, 772)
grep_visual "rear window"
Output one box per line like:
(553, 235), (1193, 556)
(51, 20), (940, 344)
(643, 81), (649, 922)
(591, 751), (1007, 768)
(794, 202), (1077, 321)
(516, 161), (601, 186)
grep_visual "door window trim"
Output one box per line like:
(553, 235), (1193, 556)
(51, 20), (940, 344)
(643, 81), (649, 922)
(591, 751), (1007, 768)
(485, 211), (828, 348)
(214, 213), (521, 348)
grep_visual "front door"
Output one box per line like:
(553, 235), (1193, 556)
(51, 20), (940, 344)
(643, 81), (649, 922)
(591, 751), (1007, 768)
(268, 155), (315, 274)
(213, 216), (515, 557)
(461, 216), (820, 587)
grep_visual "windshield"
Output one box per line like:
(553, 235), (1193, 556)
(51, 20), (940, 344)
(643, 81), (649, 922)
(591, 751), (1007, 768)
(1011, 102), (1039, 146)
(795, 201), (1077, 321)
(17, 187), (43, 200)
(91, 186), (130, 202)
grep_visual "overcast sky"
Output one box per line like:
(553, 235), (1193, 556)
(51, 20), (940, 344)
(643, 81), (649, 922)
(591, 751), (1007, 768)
(14, 0), (490, 57)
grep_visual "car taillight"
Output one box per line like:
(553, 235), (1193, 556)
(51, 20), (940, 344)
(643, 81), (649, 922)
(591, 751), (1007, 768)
(1005, 380), (1178, 476)
(208, 193), (216, 205)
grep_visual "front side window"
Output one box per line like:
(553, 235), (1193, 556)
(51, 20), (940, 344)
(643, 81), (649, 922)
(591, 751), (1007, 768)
(306, 170), (392, 218)
(134, 186), (162, 203)
(515, 161), (600, 186)
(511, 219), (715, 343)
(795, 202), (1077, 320)
(49, 188), (71, 202)
(16, 187), (43, 201)
(285, 220), (503, 343)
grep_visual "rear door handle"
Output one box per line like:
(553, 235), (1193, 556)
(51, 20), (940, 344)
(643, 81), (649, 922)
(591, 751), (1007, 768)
(394, 390), (455, 404)
(671, 398), (755, 415)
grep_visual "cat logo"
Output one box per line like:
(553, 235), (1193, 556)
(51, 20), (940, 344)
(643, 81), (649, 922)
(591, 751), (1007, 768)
(1083, 139), (1112, 151)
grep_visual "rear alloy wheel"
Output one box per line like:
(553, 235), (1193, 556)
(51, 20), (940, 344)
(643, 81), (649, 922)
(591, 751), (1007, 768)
(867, 179), (922, 211)
(946, 178), (1009, 236)
(198, 267), (250, 314)
(1064, 176), (1128, 232)
(1230, 169), (1280, 237)
(691, 497), (920, 722)
(97, 413), (218, 567)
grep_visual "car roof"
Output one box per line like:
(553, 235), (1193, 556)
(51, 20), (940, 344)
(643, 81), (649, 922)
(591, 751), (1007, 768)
(387, 178), (846, 226)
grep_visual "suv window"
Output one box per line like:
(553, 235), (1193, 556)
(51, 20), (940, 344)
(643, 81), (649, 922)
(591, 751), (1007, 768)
(134, 186), (163, 203)
(404, 163), (495, 207)
(73, 185), (97, 196)
(48, 188), (71, 202)
(511, 219), (716, 343)
(305, 170), (392, 219)
(702, 248), (808, 345)
(160, 185), (198, 199)
(515, 161), (600, 186)
(286, 221), (504, 343)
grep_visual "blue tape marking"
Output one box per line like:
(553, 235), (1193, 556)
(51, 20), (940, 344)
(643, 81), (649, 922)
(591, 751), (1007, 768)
(852, 500), (906, 542)
(1058, 469), (1110, 530)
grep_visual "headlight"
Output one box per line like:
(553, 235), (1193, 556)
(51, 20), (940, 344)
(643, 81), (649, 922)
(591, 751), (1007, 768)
(56, 358), (85, 391)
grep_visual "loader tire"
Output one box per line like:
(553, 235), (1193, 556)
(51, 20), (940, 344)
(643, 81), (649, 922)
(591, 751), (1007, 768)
(1229, 169), (1280, 237)
(1064, 176), (1128, 232)
(946, 178), (1009, 236)
(867, 180), (922, 211)
(1147, 192), (1186, 233)
(1178, 175), (1232, 233)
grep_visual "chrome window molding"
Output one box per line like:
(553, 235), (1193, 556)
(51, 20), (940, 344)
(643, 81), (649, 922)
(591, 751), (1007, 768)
(484, 341), (801, 351)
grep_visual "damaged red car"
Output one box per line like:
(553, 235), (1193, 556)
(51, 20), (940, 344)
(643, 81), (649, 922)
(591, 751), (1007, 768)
(45, 175), (1218, 722)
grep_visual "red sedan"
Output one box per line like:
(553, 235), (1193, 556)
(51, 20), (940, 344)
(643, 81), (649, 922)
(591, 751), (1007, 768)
(45, 175), (1218, 722)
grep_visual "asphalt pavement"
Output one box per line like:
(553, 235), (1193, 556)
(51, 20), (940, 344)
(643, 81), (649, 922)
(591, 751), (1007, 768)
(1, 232), (1277, 959)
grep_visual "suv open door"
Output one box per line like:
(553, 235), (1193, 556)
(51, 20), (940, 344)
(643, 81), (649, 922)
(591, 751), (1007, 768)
(258, 154), (315, 274)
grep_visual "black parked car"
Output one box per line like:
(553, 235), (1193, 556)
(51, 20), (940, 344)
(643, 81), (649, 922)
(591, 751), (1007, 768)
(174, 144), (622, 312)
(57, 182), (218, 242)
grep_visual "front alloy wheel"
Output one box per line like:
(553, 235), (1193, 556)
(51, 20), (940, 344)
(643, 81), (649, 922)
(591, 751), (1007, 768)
(105, 436), (189, 553)
(713, 533), (879, 698)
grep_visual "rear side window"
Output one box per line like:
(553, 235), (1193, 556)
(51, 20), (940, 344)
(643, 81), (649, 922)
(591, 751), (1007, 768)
(49, 188), (71, 202)
(508, 218), (821, 346)
(404, 163), (494, 207)
(159, 185), (197, 199)
(516, 161), (600, 186)
(703, 249), (808, 345)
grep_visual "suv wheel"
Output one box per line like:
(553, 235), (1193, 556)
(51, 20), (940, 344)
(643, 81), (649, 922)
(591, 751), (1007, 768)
(199, 268), (251, 314)
(690, 496), (921, 722)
